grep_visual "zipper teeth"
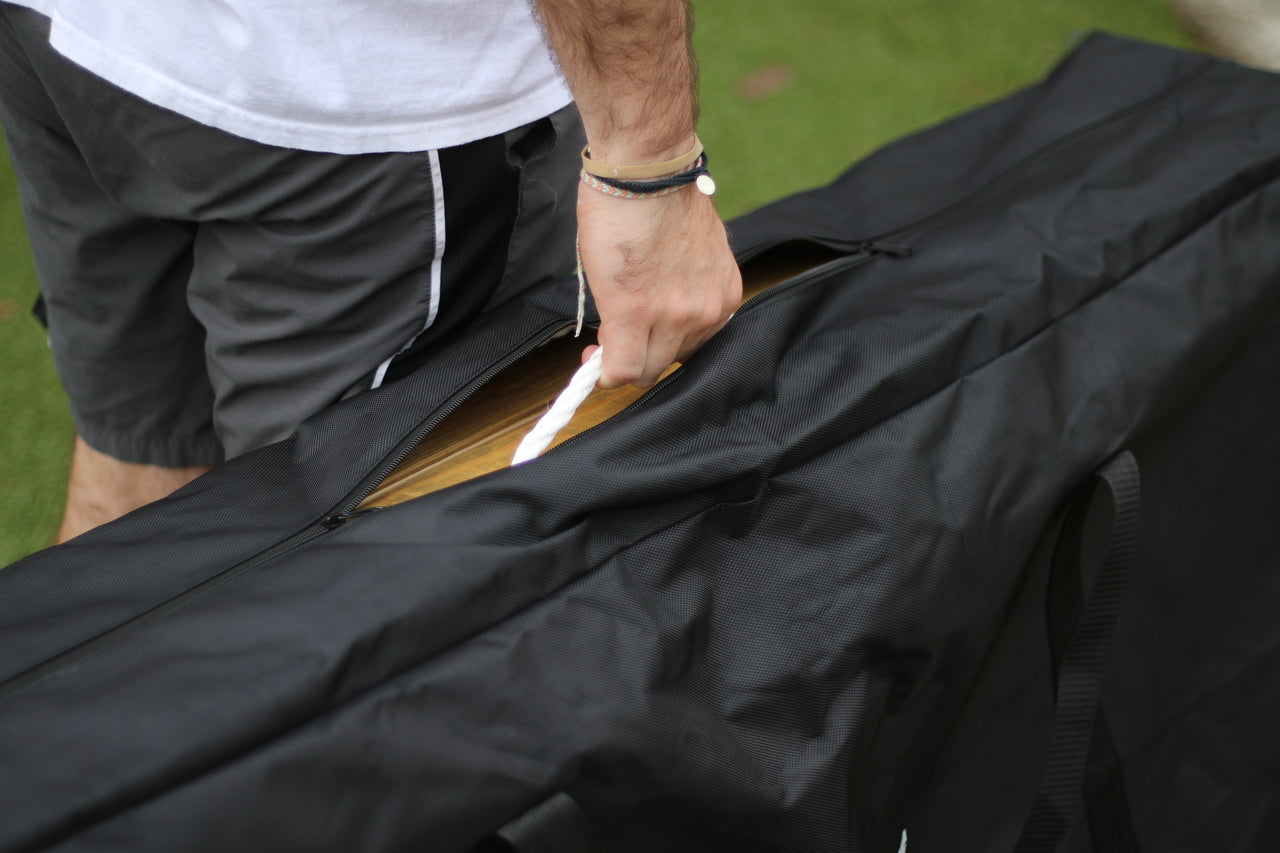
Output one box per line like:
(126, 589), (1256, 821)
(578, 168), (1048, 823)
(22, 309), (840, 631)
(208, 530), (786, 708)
(728, 63), (1214, 281)
(335, 320), (573, 515)
(554, 61), (1219, 452)
(553, 249), (884, 454)
(0, 523), (334, 701)
(738, 247), (879, 313)
(0, 321), (572, 703)
(1, 63), (1219, 702)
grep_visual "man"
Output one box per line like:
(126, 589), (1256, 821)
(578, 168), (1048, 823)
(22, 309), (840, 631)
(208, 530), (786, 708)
(0, 1), (741, 542)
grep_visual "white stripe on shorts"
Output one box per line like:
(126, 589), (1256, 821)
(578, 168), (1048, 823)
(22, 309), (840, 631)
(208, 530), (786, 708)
(370, 148), (446, 389)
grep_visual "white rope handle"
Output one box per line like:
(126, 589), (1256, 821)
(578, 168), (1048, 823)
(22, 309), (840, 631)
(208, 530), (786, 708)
(511, 347), (604, 465)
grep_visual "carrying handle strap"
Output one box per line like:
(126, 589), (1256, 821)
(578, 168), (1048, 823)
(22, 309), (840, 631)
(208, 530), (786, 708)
(473, 792), (595, 853)
(1015, 450), (1141, 853)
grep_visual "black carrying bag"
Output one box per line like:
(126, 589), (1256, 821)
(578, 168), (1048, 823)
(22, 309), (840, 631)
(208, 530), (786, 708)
(2, 33), (1279, 852)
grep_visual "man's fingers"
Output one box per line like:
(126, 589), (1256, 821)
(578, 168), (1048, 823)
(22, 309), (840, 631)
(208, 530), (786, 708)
(593, 306), (732, 390)
(636, 320), (687, 389)
(575, 181), (742, 390)
(590, 266), (741, 389)
(595, 319), (655, 389)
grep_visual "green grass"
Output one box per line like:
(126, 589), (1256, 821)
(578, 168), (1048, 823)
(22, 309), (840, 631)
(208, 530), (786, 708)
(0, 137), (73, 563)
(0, 0), (1196, 565)
(693, 0), (1195, 217)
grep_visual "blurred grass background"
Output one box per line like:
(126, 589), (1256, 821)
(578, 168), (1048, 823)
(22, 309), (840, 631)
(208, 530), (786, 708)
(0, 0), (1197, 565)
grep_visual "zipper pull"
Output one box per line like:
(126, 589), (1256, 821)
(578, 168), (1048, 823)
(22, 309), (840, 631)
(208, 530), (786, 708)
(857, 240), (913, 257)
(321, 507), (380, 530)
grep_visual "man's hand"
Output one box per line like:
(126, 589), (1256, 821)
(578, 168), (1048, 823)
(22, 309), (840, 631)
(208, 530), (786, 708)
(529, 0), (740, 388)
(578, 182), (741, 389)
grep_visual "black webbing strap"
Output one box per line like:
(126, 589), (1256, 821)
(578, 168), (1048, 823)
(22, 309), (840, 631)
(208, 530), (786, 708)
(1082, 710), (1142, 853)
(1016, 450), (1141, 853)
(473, 792), (595, 853)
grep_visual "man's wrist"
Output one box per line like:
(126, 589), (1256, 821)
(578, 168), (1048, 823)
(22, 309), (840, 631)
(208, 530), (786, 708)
(577, 129), (698, 168)
(580, 150), (715, 199)
(580, 134), (702, 179)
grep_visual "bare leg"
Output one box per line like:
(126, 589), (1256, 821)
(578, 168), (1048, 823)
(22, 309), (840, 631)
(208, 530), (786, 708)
(57, 435), (213, 543)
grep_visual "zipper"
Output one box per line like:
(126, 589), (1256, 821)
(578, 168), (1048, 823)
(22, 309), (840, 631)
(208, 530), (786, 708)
(553, 241), (911, 455)
(733, 58), (1215, 269)
(0, 520), (336, 700)
(736, 240), (909, 316)
(331, 319), (575, 515)
(0, 321), (572, 702)
(4, 245), (883, 703)
(0, 60), (1217, 701)
(551, 60), (1217, 452)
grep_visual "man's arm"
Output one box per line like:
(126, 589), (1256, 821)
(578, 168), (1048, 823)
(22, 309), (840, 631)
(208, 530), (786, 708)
(529, 0), (742, 389)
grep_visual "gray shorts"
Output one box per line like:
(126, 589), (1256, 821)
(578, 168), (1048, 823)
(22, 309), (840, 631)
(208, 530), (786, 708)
(0, 4), (582, 466)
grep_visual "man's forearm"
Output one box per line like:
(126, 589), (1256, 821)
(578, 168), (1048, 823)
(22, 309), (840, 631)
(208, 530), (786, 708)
(526, 0), (740, 391)
(529, 0), (698, 163)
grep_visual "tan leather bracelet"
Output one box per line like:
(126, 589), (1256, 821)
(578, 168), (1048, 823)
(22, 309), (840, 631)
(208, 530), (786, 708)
(580, 134), (704, 180)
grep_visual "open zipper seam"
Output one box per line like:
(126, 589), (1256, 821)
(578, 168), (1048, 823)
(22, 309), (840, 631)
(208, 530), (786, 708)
(551, 58), (1236, 468)
(749, 166), (1280, 499)
(731, 57), (1217, 268)
(0, 57), (1224, 704)
(551, 248), (891, 456)
(333, 318), (575, 516)
(0, 319), (574, 703)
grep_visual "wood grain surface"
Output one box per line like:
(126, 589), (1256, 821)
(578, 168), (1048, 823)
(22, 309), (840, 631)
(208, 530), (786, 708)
(359, 243), (839, 508)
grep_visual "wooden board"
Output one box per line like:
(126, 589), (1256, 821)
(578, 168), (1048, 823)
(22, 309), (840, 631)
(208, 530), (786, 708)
(359, 243), (840, 508)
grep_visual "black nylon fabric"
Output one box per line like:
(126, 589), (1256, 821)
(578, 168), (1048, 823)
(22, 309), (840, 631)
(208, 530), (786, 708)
(905, 303), (1280, 853)
(0, 292), (576, 684)
(727, 33), (1212, 260)
(2, 33), (1279, 852)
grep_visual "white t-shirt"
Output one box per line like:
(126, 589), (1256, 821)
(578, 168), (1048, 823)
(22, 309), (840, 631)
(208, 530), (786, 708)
(11, 0), (573, 153)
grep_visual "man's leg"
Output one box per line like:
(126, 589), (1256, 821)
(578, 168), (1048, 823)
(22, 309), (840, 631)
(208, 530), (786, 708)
(1, 5), (222, 543)
(3, 3), (584, 539)
(57, 436), (212, 543)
